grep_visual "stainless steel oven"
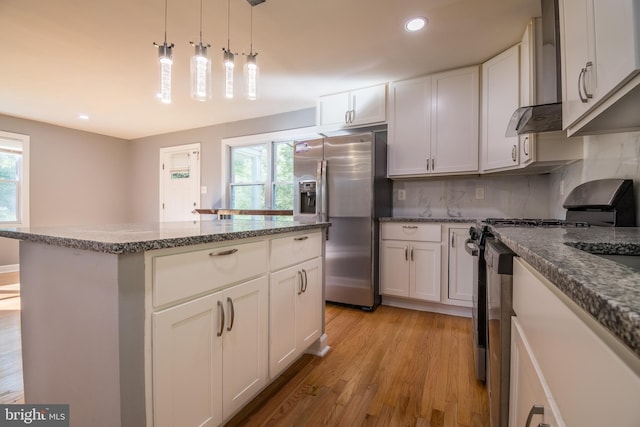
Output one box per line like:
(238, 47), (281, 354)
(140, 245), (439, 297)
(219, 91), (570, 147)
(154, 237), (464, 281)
(485, 238), (515, 427)
(465, 225), (489, 382)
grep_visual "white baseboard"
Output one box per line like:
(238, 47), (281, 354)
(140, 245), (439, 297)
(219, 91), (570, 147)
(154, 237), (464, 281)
(305, 333), (331, 357)
(0, 264), (19, 274)
(381, 295), (472, 318)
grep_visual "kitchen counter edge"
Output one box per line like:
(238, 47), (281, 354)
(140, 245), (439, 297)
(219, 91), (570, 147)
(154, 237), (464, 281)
(380, 217), (480, 223)
(0, 220), (330, 255)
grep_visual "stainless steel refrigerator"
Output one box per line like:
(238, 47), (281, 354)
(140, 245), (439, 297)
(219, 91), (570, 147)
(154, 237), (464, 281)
(293, 130), (391, 310)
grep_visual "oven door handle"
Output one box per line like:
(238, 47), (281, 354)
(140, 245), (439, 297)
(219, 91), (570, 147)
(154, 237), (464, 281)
(464, 238), (479, 256)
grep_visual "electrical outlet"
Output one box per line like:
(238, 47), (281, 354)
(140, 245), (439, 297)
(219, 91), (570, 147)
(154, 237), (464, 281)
(201, 186), (207, 194)
(398, 189), (406, 201)
(475, 187), (485, 200)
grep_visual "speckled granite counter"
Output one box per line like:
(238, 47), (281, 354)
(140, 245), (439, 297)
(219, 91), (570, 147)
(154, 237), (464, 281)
(380, 217), (480, 223)
(0, 219), (329, 254)
(491, 226), (640, 359)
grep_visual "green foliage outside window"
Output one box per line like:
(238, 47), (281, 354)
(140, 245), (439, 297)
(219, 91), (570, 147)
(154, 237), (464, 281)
(0, 151), (19, 222)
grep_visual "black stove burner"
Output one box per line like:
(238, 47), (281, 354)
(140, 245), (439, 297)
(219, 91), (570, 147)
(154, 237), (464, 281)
(485, 218), (590, 228)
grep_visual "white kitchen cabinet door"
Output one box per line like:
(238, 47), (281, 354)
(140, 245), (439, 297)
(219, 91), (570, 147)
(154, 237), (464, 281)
(431, 66), (479, 174)
(519, 20), (536, 166)
(410, 242), (441, 302)
(222, 276), (269, 418)
(153, 293), (222, 427)
(509, 317), (565, 427)
(559, 0), (596, 127)
(350, 84), (386, 127)
(387, 77), (431, 176)
(318, 91), (351, 128)
(379, 239), (411, 297)
(448, 228), (473, 303)
(481, 44), (520, 172)
(269, 258), (322, 378)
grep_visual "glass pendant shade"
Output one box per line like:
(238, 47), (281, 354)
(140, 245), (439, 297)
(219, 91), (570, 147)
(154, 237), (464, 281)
(223, 49), (235, 99)
(244, 53), (259, 100)
(157, 43), (174, 104)
(190, 43), (211, 101)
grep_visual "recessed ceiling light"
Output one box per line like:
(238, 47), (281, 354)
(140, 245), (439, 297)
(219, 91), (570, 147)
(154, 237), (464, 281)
(405, 17), (427, 32)
(78, 114), (90, 120)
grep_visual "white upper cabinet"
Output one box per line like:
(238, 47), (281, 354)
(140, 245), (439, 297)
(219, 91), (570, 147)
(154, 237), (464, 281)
(481, 44), (521, 172)
(388, 66), (479, 177)
(560, 0), (640, 135)
(519, 19), (536, 167)
(317, 84), (386, 129)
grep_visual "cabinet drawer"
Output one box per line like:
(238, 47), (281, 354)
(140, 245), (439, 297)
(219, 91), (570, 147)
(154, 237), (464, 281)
(153, 240), (268, 307)
(381, 223), (441, 242)
(270, 232), (322, 271)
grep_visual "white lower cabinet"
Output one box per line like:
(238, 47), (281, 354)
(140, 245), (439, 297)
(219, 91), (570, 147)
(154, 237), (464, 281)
(269, 257), (322, 378)
(380, 239), (441, 302)
(153, 276), (269, 427)
(447, 227), (473, 303)
(509, 317), (565, 427)
(512, 257), (640, 427)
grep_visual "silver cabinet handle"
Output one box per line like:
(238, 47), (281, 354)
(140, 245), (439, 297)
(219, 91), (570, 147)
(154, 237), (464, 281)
(583, 61), (593, 99)
(525, 404), (548, 427)
(426, 157), (430, 171)
(578, 67), (588, 102)
(226, 297), (235, 332)
(410, 246), (414, 262)
(451, 234), (455, 248)
(523, 136), (529, 156)
(297, 271), (304, 295)
(302, 269), (308, 293)
(512, 145), (517, 162)
(344, 110), (349, 124)
(405, 246), (408, 261)
(431, 158), (435, 171)
(402, 225), (418, 229)
(209, 248), (238, 257)
(294, 236), (309, 241)
(217, 300), (225, 337)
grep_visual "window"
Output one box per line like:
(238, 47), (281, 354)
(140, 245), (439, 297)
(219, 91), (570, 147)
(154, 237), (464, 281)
(222, 128), (315, 212)
(0, 131), (29, 226)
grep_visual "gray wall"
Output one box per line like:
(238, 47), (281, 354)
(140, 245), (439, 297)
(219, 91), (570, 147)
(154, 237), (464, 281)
(0, 114), (130, 265)
(0, 108), (316, 265)
(128, 108), (316, 222)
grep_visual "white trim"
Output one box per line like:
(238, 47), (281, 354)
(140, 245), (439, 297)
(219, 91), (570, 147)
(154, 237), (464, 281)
(159, 143), (201, 222)
(220, 126), (318, 208)
(0, 264), (20, 273)
(0, 130), (29, 227)
(381, 295), (472, 318)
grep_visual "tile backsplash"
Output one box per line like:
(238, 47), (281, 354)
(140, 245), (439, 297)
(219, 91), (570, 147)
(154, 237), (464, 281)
(392, 130), (640, 222)
(392, 174), (550, 219)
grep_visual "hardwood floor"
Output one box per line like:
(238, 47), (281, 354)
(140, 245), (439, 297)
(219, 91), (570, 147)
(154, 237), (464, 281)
(227, 304), (489, 427)
(0, 273), (488, 426)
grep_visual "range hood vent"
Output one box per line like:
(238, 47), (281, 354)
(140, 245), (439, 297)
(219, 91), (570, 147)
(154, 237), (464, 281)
(506, 0), (562, 136)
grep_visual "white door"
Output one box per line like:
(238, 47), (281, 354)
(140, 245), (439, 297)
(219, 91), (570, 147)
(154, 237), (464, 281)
(160, 143), (201, 222)
(448, 228), (474, 302)
(411, 242), (441, 302)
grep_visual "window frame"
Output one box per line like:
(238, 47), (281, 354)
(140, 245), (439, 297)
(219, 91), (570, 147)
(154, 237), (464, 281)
(0, 131), (29, 227)
(221, 127), (317, 211)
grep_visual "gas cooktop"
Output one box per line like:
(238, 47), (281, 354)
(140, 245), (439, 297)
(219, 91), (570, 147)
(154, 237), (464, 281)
(485, 218), (590, 228)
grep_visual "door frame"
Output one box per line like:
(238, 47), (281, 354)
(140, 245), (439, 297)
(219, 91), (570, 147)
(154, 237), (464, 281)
(159, 143), (201, 222)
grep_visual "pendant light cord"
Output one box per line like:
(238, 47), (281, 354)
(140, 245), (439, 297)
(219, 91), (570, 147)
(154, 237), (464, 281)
(163, 0), (168, 44)
(199, 0), (203, 43)
(227, 0), (231, 51)
(250, 6), (254, 54)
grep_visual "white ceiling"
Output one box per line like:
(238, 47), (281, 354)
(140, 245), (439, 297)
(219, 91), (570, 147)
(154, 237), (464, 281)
(0, 0), (540, 140)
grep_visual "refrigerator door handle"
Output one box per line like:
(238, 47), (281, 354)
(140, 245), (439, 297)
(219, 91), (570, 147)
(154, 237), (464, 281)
(320, 160), (328, 223)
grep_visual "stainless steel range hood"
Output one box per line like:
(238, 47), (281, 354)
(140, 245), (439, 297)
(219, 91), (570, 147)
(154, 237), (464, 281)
(506, 0), (562, 136)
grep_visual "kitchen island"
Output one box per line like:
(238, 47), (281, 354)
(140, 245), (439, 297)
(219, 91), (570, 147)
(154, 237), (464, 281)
(0, 219), (330, 427)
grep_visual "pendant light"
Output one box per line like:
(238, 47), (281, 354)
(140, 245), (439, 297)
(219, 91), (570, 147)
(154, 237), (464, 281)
(190, 0), (212, 101)
(243, 5), (259, 100)
(153, 0), (174, 104)
(222, 0), (235, 99)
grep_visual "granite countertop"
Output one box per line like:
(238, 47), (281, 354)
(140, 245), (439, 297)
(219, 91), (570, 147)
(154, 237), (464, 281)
(0, 219), (329, 254)
(491, 226), (640, 359)
(380, 217), (480, 223)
